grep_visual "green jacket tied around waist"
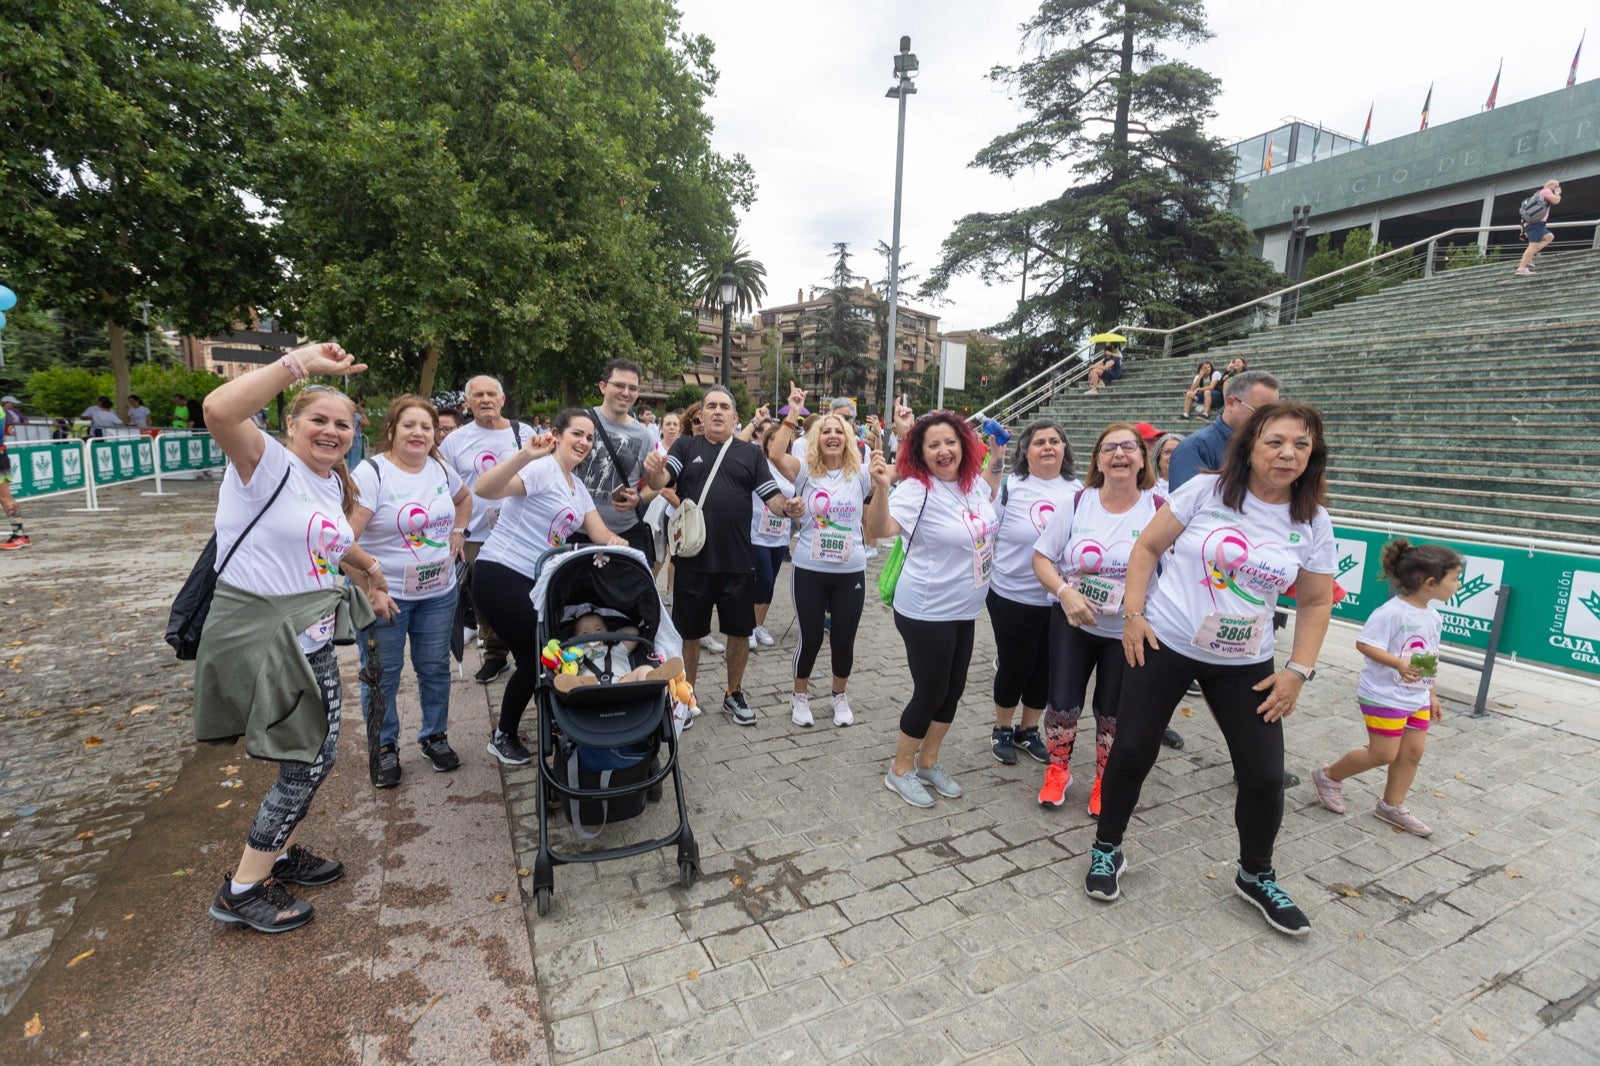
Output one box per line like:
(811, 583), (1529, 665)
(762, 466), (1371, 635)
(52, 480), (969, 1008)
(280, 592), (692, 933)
(192, 580), (376, 762)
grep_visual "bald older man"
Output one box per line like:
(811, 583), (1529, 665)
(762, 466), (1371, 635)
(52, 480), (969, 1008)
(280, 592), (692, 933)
(440, 376), (534, 682)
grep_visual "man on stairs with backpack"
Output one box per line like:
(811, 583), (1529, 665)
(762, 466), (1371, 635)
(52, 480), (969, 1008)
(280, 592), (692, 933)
(1515, 179), (1562, 276)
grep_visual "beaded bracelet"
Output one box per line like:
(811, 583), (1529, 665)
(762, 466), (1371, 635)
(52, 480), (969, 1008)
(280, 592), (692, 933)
(279, 353), (307, 382)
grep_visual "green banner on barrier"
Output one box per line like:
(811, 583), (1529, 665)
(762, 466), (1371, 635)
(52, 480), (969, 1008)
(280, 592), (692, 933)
(1299, 527), (1600, 677)
(158, 432), (226, 473)
(10, 441), (87, 499)
(89, 438), (156, 487)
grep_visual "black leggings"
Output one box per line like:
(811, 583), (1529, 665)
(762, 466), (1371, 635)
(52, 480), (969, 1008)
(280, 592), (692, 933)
(1096, 640), (1282, 871)
(986, 591), (1051, 710)
(247, 645), (340, 852)
(1042, 611), (1124, 767)
(471, 560), (541, 737)
(791, 567), (866, 682)
(893, 613), (975, 740)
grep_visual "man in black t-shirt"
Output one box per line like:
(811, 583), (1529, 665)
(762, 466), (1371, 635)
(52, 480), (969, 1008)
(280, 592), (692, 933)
(644, 386), (790, 725)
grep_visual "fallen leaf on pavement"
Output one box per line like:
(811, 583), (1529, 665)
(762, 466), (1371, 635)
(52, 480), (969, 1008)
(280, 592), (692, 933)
(75, 831), (94, 841)
(171, 869), (188, 877)
(129, 705), (156, 715)
(23, 1014), (41, 1038)
(83, 736), (104, 747)
(1337, 885), (1363, 898)
(1180, 707), (1194, 717)
(216, 800), (231, 809)
(1507, 870), (1523, 879)
(143, 781), (162, 789)
(488, 892), (507, 903)
(123, 914), (135, 921)
(687, 969), (699, 980)
(730, 874), (745, 888)
(67, 950), (94, 968)
(1470, 1026), (1490, 1042)
(1468, 829), (1479, 836)
(1205, 871), (1217, 879)
(222, 765), (241, 775)
(516, 868), (530, 877)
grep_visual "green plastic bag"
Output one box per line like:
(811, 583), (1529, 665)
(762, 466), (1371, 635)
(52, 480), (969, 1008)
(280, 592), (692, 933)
(877, 535), (907, 607)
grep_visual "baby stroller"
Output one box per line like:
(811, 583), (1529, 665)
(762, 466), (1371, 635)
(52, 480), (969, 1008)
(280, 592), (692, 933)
(527, 544), (699, 916)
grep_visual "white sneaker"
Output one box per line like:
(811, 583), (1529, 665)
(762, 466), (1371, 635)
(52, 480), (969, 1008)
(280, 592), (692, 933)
(830, 691), (854, 727)
(749, 635), (759, 651)
(791, 693), (814, 728)
(700, 635), (725, 654)
(753, 625), (775, 646)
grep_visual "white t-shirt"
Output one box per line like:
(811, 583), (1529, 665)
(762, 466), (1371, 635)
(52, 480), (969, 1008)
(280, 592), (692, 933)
(1356, 597), (1442, 710)
(989, 474), (1084, 606)
(1147, 474), (1336, 666)
(127, 405), (151, 428)
(792, 466), (873, 572)
(476, 455), (596, 576)
(439, 419), (532, 543)
(214, 431), (353, 650)
(352, 455), (464, 601)
(888, 477), (998, 622)
(750, 462), (796, 549)
(1032, 487), (1162, 638)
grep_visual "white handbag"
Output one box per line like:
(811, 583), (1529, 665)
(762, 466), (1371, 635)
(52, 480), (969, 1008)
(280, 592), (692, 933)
(666, 439), (730, 558)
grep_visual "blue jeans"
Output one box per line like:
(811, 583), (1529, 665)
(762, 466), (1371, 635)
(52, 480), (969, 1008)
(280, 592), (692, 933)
(359, 590), (455, 749)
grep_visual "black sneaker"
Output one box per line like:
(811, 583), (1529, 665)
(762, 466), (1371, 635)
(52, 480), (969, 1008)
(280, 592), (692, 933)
(487, 730), (532, 765)
(474, 656), (510, 684)
(273, 844), (344, 886)
(1084, 842), (1127, 901)
(373, 743), (401, 788)
(209, 876), (313, 933)
(1186, 680), (1203, 697)
(1161, 728), (1185, 750)
(420, 733), (460, 772)
(1013, 726), (1049, 764)
(1234, 867), (1311, 937)
(722, 690), (756, 727)
(990, 726), (1017, 765)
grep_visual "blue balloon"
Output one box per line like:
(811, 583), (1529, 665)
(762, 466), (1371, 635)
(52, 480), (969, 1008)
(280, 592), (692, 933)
(0, 311), (8, 331)
(0, 286), (14, 312)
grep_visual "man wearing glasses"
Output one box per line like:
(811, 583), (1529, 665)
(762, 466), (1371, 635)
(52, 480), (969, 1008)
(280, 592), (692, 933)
(570, 358), (658, 565)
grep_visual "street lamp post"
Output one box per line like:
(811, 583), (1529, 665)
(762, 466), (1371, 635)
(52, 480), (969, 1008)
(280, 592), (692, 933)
(717, 271), (738, 389)
(884, 36), (918, 413)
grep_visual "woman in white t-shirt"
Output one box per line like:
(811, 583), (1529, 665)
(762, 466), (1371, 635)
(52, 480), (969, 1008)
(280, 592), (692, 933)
(471, 408), (628, 766)
(1030, 423), (1162, 817)
(864, 407), (998, 809)
(1150, 432), (1182, 496)
(739, 414), (794, 651)
(643, 410), (682, 578)
(195, 344), (397, 934)
(351, 395), (473, 787)
(1181, 360), (1221, 420)
(1085, 403), (1336, 939)
(770, 400), (874, 729)
(979, 419), (1080, 769)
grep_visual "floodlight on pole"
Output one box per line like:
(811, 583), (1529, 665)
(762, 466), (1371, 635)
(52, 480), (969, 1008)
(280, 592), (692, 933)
(718, 271), (738, 388)
(883, 35), (917, 413)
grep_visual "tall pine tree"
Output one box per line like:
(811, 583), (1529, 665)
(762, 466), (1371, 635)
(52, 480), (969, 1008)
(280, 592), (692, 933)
(925, 0), (1280, 348)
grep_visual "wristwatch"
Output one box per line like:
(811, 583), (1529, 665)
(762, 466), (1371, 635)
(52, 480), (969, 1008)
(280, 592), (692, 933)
(1285, 662), (1317, 682)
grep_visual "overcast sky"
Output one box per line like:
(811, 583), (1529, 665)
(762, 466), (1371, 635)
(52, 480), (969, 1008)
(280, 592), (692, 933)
(673, 0), (1587, 332)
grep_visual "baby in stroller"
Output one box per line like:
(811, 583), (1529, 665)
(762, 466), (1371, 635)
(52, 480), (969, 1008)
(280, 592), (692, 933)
(552, 605), (683, 694)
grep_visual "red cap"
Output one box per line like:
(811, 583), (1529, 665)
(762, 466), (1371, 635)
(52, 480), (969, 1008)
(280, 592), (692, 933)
(1133, 421), (1159, 442)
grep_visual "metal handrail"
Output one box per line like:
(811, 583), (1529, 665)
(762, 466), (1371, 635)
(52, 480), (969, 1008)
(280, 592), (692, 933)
(970, 218), (1599, 428)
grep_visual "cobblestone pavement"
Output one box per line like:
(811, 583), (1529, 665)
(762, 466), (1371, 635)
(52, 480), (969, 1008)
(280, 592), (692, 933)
(480, 557), (1600, 1064)
(0, 480), (221, 1018)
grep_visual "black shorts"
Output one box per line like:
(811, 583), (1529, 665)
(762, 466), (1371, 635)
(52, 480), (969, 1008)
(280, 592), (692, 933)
(0, 450), (9, 478)
(569, 520), (655, 567)
(672, 569), (755, 639)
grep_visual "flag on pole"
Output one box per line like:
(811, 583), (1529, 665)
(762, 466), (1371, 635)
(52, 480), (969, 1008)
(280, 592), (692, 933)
(1311, 125), (1322, 160)
(1570, 31), (1585, 87)
(1361, 103), (1373, 146)
(1420, 83), (1433, 130)
(1263, 141), (1274, 173)
(1486, 59), (1502, 110)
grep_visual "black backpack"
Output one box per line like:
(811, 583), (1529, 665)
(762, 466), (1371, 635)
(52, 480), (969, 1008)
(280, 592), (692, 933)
(1518, 191), (1549, 223)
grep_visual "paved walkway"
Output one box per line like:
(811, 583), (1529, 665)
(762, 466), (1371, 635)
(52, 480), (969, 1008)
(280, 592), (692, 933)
(3, 482), (1599, 1063)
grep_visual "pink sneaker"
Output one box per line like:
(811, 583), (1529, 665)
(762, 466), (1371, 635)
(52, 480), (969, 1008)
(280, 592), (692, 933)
(1374, 800), (1433, 837)
(1311, 766), (1345, 814)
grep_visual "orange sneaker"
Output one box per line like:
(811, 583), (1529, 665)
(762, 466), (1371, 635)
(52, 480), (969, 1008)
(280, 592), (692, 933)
(1087, 770), (1103, 819)
(1037, 763), (1071, 808)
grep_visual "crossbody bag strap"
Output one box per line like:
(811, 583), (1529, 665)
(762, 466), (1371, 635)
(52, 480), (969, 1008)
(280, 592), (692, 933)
(696, 439), (732, 506)
(216, 468), (291, 579)
(903, 485), (930, 554)
(590, 407), (629, 491)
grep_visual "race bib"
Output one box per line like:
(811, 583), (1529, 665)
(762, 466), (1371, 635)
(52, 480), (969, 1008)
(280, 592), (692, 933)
(486, 505), (502, 530)
(404, 559), (453, 598)
(1075, 573), (1125, 615)
(813, 527), (850, 564)
(1192, 611), (1270, 659)
(759, 508), (789, 538)
(974, 537), (995, 588)
(302, 613), (336, 646)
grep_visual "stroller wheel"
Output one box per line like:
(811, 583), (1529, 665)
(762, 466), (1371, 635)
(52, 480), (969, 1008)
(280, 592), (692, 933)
(535, 885), (552, 917)
(679, 860), (697, 888)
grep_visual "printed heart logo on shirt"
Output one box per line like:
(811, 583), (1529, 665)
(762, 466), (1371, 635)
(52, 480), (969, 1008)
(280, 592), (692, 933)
(1070, 539), (1106, 575)
(473, 451), (500, 476)
(1028, 500), (1057, 534)
(306, 512), (344, 584)
(398, 503), (444, 555)
(546, 507), (579, 547)
(808, 488), (832, 524)
(1201, 527), (1268, 608)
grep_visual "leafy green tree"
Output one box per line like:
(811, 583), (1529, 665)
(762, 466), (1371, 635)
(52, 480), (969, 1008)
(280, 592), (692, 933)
(244, 0), (751, 404)
(813, 243), (872, 400)
(924, 0), (1281, 346)
(1300, 228), (1396, 314)
(692, 235), (769, 317)
(1, 0), (279, 419)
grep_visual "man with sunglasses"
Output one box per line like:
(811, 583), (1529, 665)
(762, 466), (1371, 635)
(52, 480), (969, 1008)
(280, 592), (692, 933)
(568, 358), (658, 565)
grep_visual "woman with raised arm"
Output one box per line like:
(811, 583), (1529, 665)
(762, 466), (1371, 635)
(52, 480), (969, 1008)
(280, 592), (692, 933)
(350, 396), (474, 787)
(1084, 403), (1335, 939)
(472, 408), (628, 766)
(769, 383), (875, 728)
(864, 406), (997, 808)
(195, 343), (397, 934)
(978, 419), (1081, 769)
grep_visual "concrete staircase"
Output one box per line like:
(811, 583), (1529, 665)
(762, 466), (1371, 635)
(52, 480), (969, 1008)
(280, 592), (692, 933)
(1033, 249), (1600, 545)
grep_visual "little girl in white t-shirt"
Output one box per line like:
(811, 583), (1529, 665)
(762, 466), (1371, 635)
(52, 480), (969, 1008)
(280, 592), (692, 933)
(1312, 538), (1464, 837)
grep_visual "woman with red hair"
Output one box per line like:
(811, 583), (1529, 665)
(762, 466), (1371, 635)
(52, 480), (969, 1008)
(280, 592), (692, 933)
(864, 406), (997, 808)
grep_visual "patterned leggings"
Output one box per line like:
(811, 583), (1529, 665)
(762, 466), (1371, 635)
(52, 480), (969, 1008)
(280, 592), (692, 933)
(246, 644), (341, 852)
